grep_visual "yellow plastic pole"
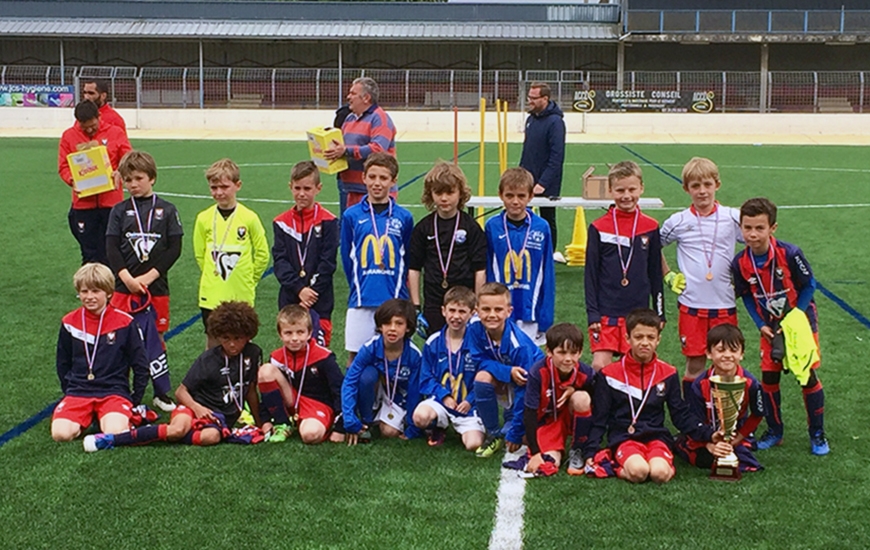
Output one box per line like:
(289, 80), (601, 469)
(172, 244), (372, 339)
(478, 96), (486, 226)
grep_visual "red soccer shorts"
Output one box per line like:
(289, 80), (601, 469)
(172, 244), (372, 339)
(536, 408), (573, 454)
(52, 395), (133, 427)
(615, 439), (674, 472)
(759, 332), (821, 373)
(320, 319), (333, 347)
(678, 305), (738, 357)
(297, 395), (335, 432)
(111, 292), (171, 333)
(589, 316), (630, 355)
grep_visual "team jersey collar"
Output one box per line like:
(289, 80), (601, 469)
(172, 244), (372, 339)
(374, 335), (407, 361)
(503, 209), (532, 227)
(747, 236), (778, 268)
(705, 364), (746, 380)
(283, 339), (317, 361)
(689, 201), (719, 217)
(439, 325), (470, 353)
(361, 195), (396, 214)
(622, 352), (659, 373)
(292, 203), (321, 226)
(81, 305), (109, 322)
(609, 205), (641, 218)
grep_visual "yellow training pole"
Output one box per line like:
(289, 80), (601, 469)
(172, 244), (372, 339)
(478, 96), (486, 227)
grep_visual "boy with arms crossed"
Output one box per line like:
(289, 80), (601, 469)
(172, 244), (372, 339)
(731, 197), (828, 455)
(675, 324), (764, 473)
(660, 157), (742, 396)
(272, 161), (339, 345)
(341, 299), (422, 444)
(106, 150), (183, 411)
(53, 263), (149, 442)
(408, 162), (487, 336)
(586, 161), (665, 372)
(258, 305), (344, 444)
(193, 159), (270, 349)
(521, 323), (595, 477)
(413, 286), (485, 450)
(341, 153), (414, 364)
(84, 301), (263, 451)
(485, 167), (555, 345)
(582, 309), (717, 484)
(468, 283), (545, 458)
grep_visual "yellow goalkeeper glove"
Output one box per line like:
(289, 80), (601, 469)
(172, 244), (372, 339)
(664, 271), (686, 295)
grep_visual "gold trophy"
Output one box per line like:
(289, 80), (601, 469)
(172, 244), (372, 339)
(709, 374), (746, 481)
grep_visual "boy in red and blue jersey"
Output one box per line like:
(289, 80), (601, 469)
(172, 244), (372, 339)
(585, 161), (664, 372)
(272, 161), (339, 345)
(52, 263), (149, 443)
(522, 323), (595, 477)
(413, 286), (485, 450)
(731, 197), (828, 455)
(675, 324), (764, 473)
(582, 309), (716, 484)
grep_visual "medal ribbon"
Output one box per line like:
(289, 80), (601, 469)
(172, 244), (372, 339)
(130, 194), (156, 238)
(211, 207), (236, 268)
(748, 245), (780, 318)
(693, 203), (719, 276)
(81, 307), (107, 380)
(434, 213), (460, 284)
(501, 211), (531, 282)
(367, 199), (393, 266)
(383, 345), (403, 409)
(612, 207), (640, 282)
(446, 336), (463, 400)
(294, 204), (319, 274)
(283, 343), (312, 413)
(224, 351), (246, 412)
(621, 357), (657, 430)
(548, 357), (578, 422)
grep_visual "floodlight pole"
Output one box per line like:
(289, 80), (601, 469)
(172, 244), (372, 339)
(759, 43), (769, 113)
(59, 40), (65, 85)
(199, 40), (204, 109)
(338, 43), (343, 107)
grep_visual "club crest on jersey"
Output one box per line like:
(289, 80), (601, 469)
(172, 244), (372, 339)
(101, 138), (108, 145)
(106, 331), (116, 345)
(641, 235), (649, 249)
(656, 382), (666, 396)
(680, 335), (687, 348)
(310, 366), (319, 376)
(244, 357), (251, 367)
(77, 222), (86, 233)
(237, 226), (247, 240)
(314, 225), (322, 237)
(154, 208), (164, 220)
(455, 229), (467, 243)
(775, 267), (784, 279)
(748, 276), (758, 285)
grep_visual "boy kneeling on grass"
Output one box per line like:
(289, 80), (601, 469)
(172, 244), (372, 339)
(84, 301), (263, 451)
(582, 308), (721, 484)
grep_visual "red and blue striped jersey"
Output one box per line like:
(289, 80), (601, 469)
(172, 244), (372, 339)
(339, 104), (397, 195)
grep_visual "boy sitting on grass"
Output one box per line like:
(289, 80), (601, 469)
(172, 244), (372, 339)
(84, 301), (263, 451)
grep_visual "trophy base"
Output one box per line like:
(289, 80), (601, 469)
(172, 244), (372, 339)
(709, 459), (742, 482)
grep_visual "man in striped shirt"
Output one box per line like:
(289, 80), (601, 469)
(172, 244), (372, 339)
(324, 77), (397, 214)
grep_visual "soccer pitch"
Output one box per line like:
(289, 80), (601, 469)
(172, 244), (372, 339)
(2, 137), (870, 549)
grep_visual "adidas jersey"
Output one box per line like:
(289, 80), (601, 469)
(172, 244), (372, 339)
(106, 195), (183, 296)
(193, 203), (270, 310)
(420, 327), (479, 406)
(485, 210), (555, 331)
(660, 203), (742, 309)
(340, 197), (413, 308)
(272, 203), (339, 317)
(269, 340), (344, 412)
(341, 335), (422, 438)
(56, 306), (149, 403)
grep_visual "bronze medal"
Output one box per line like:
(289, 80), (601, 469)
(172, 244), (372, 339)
(300, 270), (306, 278)
(706, 272), (714, 281)
(87, 373), (95, 381)
(441, 279), (449, 289)
(142, 253), (149, 262)
(621, 278), (629, 287)
(627, 424), (635, 434)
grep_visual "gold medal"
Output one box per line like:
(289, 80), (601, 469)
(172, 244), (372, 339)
(513, 281), (521, 289)
(300, 270), (306, 278)
(621, 278), (629, 287)
(627, 424), (635, 434)
(87, 373), (95, 381)
(214, 269), (220, 277)
(142, 253), (149, 262)
(387, 412), (394, 420)
(706, 272), (713, 281)
(378, 262), (385, 269)
(441, 279), (449, 289)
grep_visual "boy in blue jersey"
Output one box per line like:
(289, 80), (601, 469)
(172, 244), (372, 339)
(522, 323), (595, 477)
(53, 263), (149, 443)
(341, 299), (422, 445)
(485, 167), (555, 346)
(469, 282), (545, 458)
(675, 324), (764, 473)
(731, 197), (828, 455)
(413, 286), (485, 450)
(272, 161), (339, 346)
(341, 153), (414, 365)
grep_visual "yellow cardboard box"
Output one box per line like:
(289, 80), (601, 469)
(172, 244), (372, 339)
(582, 165), (611, 200)
(307, 127), (348, 175)
(67, 145), (115, 198)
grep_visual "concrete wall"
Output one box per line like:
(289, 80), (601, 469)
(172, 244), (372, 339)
(3, 107), (870, 143)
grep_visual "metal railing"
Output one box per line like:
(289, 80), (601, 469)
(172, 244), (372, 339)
(627, 9), (870, 34)
(2, 65), (868, 113)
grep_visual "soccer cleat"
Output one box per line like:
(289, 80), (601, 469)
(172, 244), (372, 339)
(566, 448), (586, 476)
(810, 431), (830, 456)
(266, 424), (291, 443)
(475, 434), (504, 458)
(237, 407), (255, 427)
(152, 394), (176, 412)
(358, 427), (373, 444)
(756, 430), (784, 450)
(553, 251), (567, 264)
(427, 428), (446, 447)
(83, 433), (115, 453)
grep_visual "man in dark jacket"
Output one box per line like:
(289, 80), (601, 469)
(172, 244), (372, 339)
(519, 82), (567, 263)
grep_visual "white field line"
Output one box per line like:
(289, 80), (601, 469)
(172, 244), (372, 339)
(160, 161), (870, 174)
(156, 192), (870, 212)
(489, 447), (527, 550)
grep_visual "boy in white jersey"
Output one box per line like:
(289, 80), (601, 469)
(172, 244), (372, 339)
(660, 157), (743, 397)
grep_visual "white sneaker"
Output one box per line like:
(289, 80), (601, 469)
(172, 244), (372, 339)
(553, 251), (567, 264)
(153, 394), (177, 412)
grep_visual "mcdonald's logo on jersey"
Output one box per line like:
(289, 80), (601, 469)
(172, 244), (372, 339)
(503, 249), (532, 284)
(441, 371), (468, 402)
(360, 234), (396, 269)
